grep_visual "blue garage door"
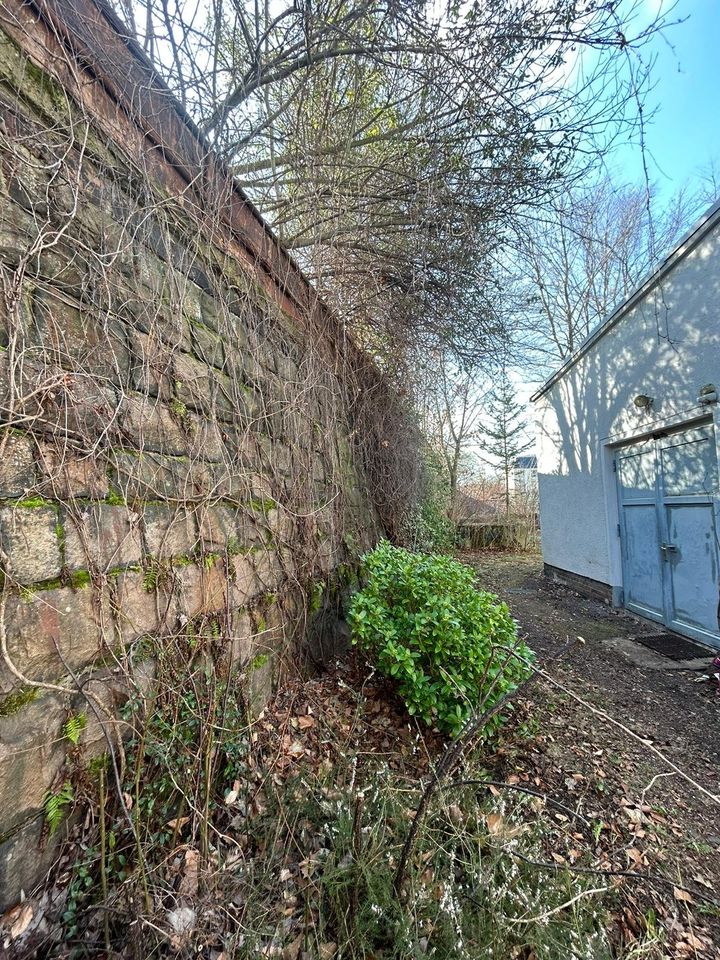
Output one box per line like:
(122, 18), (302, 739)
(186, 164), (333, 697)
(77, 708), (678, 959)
(616, 423), (720, 648)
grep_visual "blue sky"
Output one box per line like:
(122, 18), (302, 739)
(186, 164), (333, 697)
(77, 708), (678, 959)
(609, 0), (720, 206)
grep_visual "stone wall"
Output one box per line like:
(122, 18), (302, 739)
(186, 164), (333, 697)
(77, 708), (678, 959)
(0, 0), (388, 907)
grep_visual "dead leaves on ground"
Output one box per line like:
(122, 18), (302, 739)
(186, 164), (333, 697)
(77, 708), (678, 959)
(256, 661), (719, 956)
(4, 655), (719, 957)
(248, 663), (445, 798)
(502, 688), (720, 956)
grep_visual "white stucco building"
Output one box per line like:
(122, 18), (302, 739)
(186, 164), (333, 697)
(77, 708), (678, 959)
(533, 199), (720, 649)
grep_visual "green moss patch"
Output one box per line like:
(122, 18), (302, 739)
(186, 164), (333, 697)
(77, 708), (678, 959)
(10, 495), (53, 509)
(249, 496), (277, 514)
(0, 685), (38, 717)
(249, 652), (269, 671)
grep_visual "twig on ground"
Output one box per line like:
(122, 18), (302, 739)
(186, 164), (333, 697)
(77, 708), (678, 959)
(444, 778), (591, 827)
(533, 665), (720, 807)
(507, 886), (609, 924)
(393, 667), (537, 896)
(506, 849), (720, 908)
(393, 640), (572, 897)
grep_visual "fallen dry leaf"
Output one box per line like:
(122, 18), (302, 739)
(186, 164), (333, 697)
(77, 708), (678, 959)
(485, 812), (527, 840)
(625, 847), (644, 867)
(486, 813), (505, 836)
(673, 886), (693, 904)
(178, 849), (200, 898)
(283, 936), (303, 960)
(10, 903), (33, 939)
(1, 904), (22, 928)
(692, 874), (714, 891)
(167, 816), (190, 831)
(678, 930), (709, 952)
(225, 780), (242, 805)
(297, 715), (315, 730)
(319, 942), (337, 959)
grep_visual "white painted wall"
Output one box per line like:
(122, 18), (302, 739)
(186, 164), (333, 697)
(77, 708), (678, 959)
(535, 212), (720, 590)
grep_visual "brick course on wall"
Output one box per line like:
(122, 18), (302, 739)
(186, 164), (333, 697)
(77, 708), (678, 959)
(0, 0), (388, 907)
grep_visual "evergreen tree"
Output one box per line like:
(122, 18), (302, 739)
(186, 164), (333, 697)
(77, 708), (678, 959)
(479, 373), (533, 516)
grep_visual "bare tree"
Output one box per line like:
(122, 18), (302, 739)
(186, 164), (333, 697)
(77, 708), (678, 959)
(695, 158), (720, 210)
(108, 0), (676, 370)
(416, 354), (486, 509)
(510, 176), (691, 367)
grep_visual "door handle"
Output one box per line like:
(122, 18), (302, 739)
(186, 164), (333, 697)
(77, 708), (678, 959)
(660, 543), (678, 557)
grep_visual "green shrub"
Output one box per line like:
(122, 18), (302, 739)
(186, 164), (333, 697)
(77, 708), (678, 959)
(348, 542), (533, 736)
(402, 445), (457, 552)
(402, 499), (457, 553)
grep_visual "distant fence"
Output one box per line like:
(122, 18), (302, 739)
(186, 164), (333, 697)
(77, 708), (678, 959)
(457, 518), (539, 551)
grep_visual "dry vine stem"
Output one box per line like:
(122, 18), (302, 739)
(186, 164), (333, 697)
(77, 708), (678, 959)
(507, 850), (717, 908)
(507, 886), (610, 926)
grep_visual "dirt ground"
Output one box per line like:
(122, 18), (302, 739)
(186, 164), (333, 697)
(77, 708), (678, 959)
(464, 550), (720, 957)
